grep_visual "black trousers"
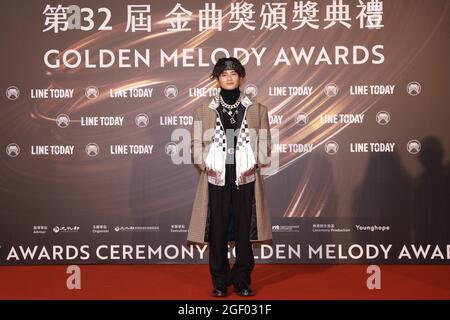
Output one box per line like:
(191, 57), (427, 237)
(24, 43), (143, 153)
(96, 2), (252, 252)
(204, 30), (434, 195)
(208, 163), (255, 288)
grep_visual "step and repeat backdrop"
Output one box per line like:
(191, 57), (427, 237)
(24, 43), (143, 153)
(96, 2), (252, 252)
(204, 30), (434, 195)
(1, 0), (449, 264)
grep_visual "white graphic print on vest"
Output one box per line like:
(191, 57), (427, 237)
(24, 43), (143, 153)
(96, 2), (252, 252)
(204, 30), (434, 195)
(205, 112), (256, 187)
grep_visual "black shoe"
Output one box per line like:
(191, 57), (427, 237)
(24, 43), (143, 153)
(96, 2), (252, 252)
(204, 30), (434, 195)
(211, 286), (228, 297)
(234, 283), (255, 297)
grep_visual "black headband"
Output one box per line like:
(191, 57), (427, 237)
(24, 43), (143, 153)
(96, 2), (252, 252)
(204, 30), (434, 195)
(210, 57), (246, 79)
(222, 59), (240, 71)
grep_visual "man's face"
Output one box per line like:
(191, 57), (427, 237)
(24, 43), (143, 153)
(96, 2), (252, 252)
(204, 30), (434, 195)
(218, 69), (241, 90)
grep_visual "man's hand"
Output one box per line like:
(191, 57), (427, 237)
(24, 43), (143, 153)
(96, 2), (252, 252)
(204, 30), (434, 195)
(205, 166), (221, 179)
(237, 164), (257, 183)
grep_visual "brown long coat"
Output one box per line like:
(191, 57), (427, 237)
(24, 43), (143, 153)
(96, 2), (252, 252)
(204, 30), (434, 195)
(187, 94), (272, 245)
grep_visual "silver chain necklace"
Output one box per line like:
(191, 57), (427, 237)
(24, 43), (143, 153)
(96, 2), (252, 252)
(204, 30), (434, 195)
(220, 94), (241, 109)
(220, 94), (241, 124)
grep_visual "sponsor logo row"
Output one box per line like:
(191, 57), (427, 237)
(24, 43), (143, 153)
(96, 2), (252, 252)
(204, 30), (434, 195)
(4, 140), (422, 158)
(31, 224), (389, 235)
(0, 111), (398, 128)
(4, 82), (421, 101)
(32, 224), (188, 234)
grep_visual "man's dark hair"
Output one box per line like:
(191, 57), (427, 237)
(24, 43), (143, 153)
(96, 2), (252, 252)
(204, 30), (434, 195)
(210, 57), (246, 80)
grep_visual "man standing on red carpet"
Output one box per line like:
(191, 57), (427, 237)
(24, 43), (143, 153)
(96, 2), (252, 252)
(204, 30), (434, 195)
(187, 57), (273, 297)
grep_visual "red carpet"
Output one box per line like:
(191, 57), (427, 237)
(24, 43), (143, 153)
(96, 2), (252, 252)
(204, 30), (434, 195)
(0, 264), (449, 300)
